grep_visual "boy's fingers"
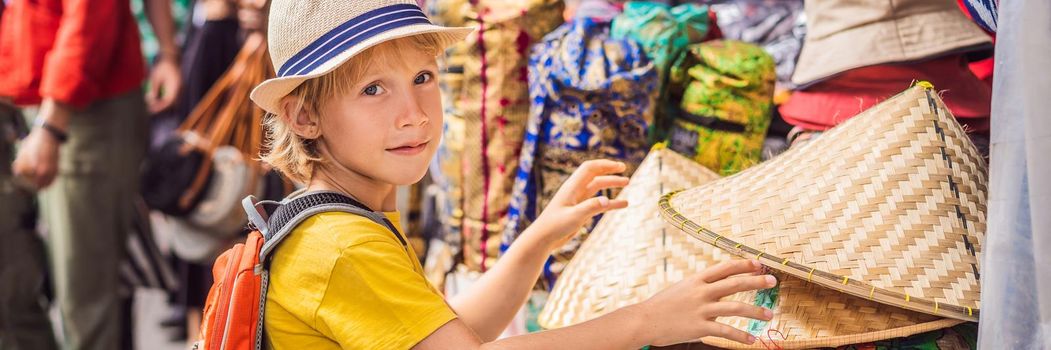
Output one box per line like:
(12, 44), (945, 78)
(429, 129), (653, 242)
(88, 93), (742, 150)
(583, 175), (629, 199)
(705, 275), (777, 298)
(580, 159), (628, 175)
(704, 321), (755, 345)
(555, 160), (626, 203)
(698, 259), (763, 284)
(575, 196), (628, 216)
(568, 160), (626, 184)
(703, 301), (773, 321)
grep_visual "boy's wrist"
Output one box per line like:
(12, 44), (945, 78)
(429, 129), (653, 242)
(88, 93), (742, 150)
(519, 223), (564, 254)
(617, 303), (654, 347)
(515, 226), (555, 256)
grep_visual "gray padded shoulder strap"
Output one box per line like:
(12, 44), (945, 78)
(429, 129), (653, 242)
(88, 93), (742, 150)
(258, 203), (391, 263)
(242, 195), (271, 237)
(253, 191), (403, 264)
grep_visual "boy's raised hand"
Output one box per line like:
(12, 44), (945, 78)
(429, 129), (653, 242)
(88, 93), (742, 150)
(635, 259), (776, 347)
(528, 159), (630, 251)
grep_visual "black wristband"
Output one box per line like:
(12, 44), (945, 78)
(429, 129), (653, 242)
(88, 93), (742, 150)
(37, 121), (68, 143)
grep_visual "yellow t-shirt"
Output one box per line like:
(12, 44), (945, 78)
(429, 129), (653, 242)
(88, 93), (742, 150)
(265, 211), (456, 349)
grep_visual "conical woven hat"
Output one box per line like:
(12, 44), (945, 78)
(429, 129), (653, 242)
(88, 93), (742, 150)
(541, 146), (963, 348)
(539, 147), (722, 329)
(660, 83), (986, 322)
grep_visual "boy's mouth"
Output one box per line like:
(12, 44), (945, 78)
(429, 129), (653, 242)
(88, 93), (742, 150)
(386, 140), (429, 156)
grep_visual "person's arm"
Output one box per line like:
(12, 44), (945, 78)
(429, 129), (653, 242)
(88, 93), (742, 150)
(143, 0), (182, 113)
(447, 160), (630, 341)
(11, 0), (117, 189)
(419, 259), (776, 349)
(12, 99), (70, 189)
(39, 0), (124, 108)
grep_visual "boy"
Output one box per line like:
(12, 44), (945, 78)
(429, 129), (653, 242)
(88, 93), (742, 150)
(249, 1), (776, 348)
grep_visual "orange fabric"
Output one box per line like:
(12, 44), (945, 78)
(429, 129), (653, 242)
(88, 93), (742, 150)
(0, 0), (145, 108)
(198, 231), (264, 350)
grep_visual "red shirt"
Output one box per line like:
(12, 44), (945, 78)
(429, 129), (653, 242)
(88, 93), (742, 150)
(0, 0), (146, 108)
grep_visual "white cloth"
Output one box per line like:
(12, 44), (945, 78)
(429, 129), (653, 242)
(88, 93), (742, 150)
(979, 0), (1051, 348)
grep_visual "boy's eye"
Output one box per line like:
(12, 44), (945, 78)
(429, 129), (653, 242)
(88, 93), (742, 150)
(362, 84), (386, 96)
(414, 72), (433, 85)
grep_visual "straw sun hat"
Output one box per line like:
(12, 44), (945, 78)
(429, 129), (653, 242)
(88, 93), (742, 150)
(249, 0), (474, 114)
(659, 81), (986, 338)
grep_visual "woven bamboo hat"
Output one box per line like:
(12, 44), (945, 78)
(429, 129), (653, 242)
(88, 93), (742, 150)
(704, 270), (965, 349)
(540, 145), (966, 349)
(538, 146), (722, 329)
(250, 0), (474, 114)
(660, 83), (987, 323)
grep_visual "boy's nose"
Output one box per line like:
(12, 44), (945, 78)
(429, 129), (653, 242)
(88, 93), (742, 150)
(396, 95), (429, 128)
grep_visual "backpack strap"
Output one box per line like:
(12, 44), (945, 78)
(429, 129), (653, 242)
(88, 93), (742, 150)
(248, 191), (404, 350)
(242, 195), (276, 237)
(258, 191), (405, 265)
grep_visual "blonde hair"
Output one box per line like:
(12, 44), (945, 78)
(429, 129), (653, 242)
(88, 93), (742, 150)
(261, 33), (442, 184)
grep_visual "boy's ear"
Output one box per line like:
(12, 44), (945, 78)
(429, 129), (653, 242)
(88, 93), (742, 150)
(279, 95), (321, 139)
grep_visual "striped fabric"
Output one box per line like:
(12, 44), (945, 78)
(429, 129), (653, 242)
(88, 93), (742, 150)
(961, 0), (997, 33)
(277, 3), (432, 77)
(120, 199), (179, 295)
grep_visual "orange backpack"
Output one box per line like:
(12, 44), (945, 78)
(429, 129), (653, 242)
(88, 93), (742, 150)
(192, 192), (404, 350)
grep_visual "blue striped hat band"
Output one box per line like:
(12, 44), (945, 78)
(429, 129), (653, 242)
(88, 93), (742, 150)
(277, 3), (432, 77)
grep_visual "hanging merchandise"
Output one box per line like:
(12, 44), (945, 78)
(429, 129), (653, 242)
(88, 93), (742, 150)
(539, 145), (721, 329)
(710, 0), (805, 89)
(426, 0), (472, 286)
(427, 0), (565, 274)
(426, 113), (467, 287)
(665, 40), (775, 176)
(504, 18), (656, 280)
(658, 84), (985, 347)
(395, 173), (444, 261)
(610, 1), (710, 140)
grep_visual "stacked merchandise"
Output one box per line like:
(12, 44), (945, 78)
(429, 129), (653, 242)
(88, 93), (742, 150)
(666, 40), (775, 175)
(779, 0), (993, 151)
(610, 2), (711, 140)
(659, 84), (983, 348)
(710, 0), (805, 90)
(707, 0), (805, 160)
